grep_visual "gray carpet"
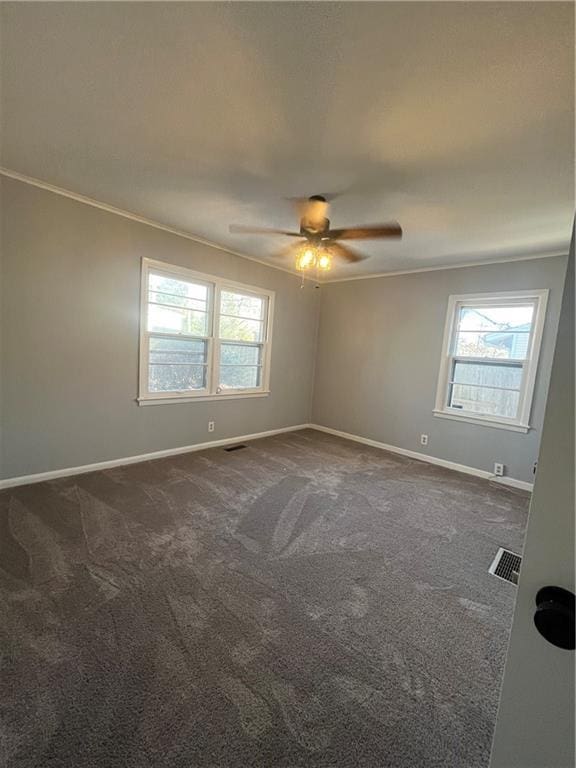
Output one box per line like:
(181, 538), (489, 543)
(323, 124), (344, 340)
(0, 428), (529, 768)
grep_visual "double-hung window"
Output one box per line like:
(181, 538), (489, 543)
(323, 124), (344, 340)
(434, 290), (548, 432)
(139, 258), (273, 403)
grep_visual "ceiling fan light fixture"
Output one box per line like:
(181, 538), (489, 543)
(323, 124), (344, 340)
(296, 246), (317, 271)
(317, 252), (332, 271)
(295, 244), (333, 273)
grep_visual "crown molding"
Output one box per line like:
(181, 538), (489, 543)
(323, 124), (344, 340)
(0, 167), (314, 282)
(321, 249), (567, 284)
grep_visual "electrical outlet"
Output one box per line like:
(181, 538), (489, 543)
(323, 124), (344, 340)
(494, 462), (504, 477)
(420, 434), (428, 446)
(208, 420), (215, 433)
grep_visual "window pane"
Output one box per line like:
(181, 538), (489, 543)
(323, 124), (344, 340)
(220, 343), (261, 366)
(449, 383), (520, 419)
(148, 305), (208, 336)
(452, 360), (523, 390)
(149, 337), (207, 365)
(454, 331), (530, 359)
(221, 290), (264, 319)
(458, 304), (534, 331)
(219, 315), (263, 342)
(219, 366), (261, 389)
(149, 274), (208, 309)
(455, 303), (534, 359)
(149, 364), (206, 392)
(149, 291), (207, 312)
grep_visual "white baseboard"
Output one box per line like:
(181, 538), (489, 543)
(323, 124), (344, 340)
(489, 476), (534, 492)
(0, 424), (312, 490)
(309, 424), (533, 492)
(0, 422), (534, 494)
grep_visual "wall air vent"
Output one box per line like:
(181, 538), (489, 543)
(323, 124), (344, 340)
(489, 547), (522, 585)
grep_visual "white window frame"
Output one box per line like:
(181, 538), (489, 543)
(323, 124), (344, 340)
(433, 289), (549, 433)
(138, 258), (274, 405)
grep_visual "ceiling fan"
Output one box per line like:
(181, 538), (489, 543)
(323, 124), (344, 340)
(229, 195), (402, 274)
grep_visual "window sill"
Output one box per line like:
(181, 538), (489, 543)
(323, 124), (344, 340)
(137, 391), (270, 406)
(432, 410), (530, 433)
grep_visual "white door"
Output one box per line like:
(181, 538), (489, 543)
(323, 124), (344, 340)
(490, 237), (574, 768)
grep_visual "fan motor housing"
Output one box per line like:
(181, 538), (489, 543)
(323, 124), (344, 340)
(300, 217), (330, 237)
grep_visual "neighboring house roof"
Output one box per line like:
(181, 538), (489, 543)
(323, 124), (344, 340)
(484, 323), (531, 357)
(484, 323), (531, 345)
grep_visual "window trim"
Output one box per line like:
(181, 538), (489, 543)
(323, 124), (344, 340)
(138, 258), (274, 404)
(433, 289), (549, 432)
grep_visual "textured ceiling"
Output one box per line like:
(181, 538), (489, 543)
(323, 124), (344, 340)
(1, 2), (574, 279)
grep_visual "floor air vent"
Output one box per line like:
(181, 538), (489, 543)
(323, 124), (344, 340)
(489, 548), (522, 585)
(224, 444), (247, 452)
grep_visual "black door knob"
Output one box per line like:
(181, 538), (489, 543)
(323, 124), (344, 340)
(534, 586), (575, 650)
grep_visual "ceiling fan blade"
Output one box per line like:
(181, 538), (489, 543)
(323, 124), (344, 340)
(327, 242), (368, 263)
(229, 224), (301, 236)
(326, 222), (403, 240)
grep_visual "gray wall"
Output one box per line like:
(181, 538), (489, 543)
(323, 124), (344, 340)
(0, 177), (319, 479)
(1, 176), (567, 485)
(312, 256), (568, 484)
